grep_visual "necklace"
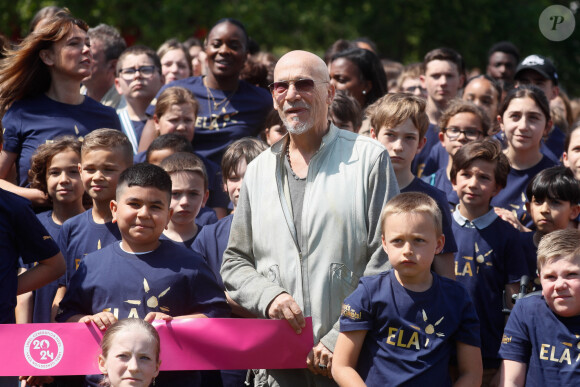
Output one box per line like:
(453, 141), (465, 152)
(286, 142), (306, 181)
(203, 76), (238, 112)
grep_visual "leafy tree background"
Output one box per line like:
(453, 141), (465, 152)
(0, 0), (578, 94)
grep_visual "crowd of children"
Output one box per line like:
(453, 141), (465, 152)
(1, 6), (580, 387)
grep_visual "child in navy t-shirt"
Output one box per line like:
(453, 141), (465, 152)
(18, 137), (86, 324)
(492, 85), (557, 228)
(159, 152), (209, 248)
(57, 163), (229, 387)
(500, 229), (580, 386)
(333, 192), (482, 386)
(519, 166), (580, 288)
(369, 93), (458, 279)
(57, 129), (133, 286)
(449, 140), (528, 383)
(145, 133), (219, 227)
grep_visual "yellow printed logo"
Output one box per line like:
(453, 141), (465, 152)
(341, 304), (361, 320)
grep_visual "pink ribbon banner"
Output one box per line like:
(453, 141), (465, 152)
(0, 318), (313, 376)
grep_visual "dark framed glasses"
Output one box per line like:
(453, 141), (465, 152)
(268, 78), (327, 96)
(118, 65), (157, 80)
(443, 127), (484, 141)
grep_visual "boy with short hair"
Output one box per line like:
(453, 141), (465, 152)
(146, 134), (218, 227)
(58, 129), (133, 286)
(115, 45), (164, 153)
(413, 47), (465, 176)
(159, 152), (209, 247)
(449, 140), (528, 383)
(332, 192), (482, 386)
(369, 92), (457, 279)
(56, 163), (229, 387)
(499, 229), (580, 386)
(520, 166), (580, 286)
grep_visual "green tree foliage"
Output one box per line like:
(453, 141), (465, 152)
(0, 0), (578, 94)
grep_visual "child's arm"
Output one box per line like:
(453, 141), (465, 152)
(498, 359), (526, 387)
(331, 330), (367, 387)
(454, 341), (482, 387)
(17, 253), (65, 295)
(15, 268), (33, 324)
(51, 286), (67, 322)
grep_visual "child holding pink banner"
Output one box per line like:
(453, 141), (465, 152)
(56, 163), (229, 386)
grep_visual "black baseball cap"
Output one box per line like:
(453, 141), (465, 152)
(515, 55), (558, 85)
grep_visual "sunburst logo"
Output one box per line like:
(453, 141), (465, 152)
(422, 309), (444, 348)
(125, 278), (171, 313)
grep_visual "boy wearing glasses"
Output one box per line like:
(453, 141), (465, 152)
(422, 99), (491, 211)
(449, 140), (527, 385)
(115, 45), (164, 153)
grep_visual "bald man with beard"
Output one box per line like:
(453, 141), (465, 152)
(221, 50), (399, 386)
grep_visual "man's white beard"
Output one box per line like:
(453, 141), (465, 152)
(283, 116), (312, 135)
(281, 102), (313, 135)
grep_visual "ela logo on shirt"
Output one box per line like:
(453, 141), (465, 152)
(386, 310), (446, 350)
(538, 336), (580, 365)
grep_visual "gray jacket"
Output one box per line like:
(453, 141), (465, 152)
(221, 124), (399, 353)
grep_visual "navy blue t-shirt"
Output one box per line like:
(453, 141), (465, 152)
(491, 156), (557, 228)
(423, 168), (459, 211)
(499, 295), (580, 386)
(340, 270), (480, 386)
(0, 189), (60, 324)
(192, 214), (233, 289)
(147, 77), (272, 164)
(412, 123), (439, 177)
(57, 209), (122, 286)
(452, 210), (528, 366)
(402, 178), (457, 254)
(56, 240), (230, 387)
(2, 94), (121, 186)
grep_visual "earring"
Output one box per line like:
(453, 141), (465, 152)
(362, 90), (367, 95)
(152, 378), (156, 386)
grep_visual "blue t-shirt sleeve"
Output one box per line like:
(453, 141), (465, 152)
(14, 199), (60, 264)
(498, 300), (531, 363)
(1, 107), (22, 154)
(339, 278), (374, 332)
